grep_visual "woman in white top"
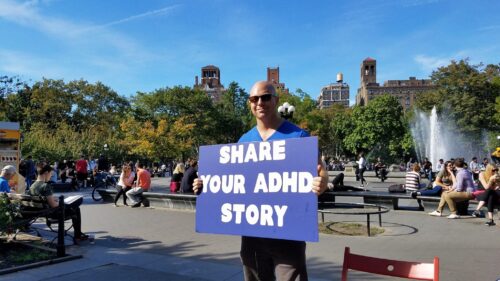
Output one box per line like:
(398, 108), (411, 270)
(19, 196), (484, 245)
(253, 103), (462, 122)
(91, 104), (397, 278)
(114, 163), (135, 206)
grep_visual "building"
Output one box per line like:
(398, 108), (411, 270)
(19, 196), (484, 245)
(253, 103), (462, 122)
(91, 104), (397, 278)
(318, 73), (350, 109)
(267, 67), (289, 94)
(194, 65), (225, 102)
(355, 58), (435, 109)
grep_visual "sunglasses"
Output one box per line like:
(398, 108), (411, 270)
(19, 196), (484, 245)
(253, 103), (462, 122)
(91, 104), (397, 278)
(248, 93), (274, 103)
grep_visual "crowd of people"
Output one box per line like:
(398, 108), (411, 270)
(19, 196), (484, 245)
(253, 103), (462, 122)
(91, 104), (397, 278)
(404, 156), (500, 226)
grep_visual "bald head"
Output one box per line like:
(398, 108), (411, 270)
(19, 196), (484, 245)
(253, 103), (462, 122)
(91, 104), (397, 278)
(250, 81), (276, 97)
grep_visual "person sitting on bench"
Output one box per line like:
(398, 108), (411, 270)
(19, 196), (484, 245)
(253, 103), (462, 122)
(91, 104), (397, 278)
(428, 158), (474, 219)
(29, 162), (89, 243)
(411, 161), (456, 198)
(328, 173), (365, 192)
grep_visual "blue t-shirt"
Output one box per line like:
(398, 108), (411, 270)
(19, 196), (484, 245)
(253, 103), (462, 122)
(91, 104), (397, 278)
(0, 176), (11, 193)
(238, 120), (309, 143)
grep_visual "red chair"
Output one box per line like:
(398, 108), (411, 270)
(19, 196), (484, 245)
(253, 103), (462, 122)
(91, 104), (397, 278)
(341, 247), (439, 281)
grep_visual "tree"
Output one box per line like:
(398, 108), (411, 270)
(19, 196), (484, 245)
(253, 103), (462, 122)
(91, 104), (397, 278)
(216, 82), (252, 143)
(344, 95), (411, 162)
(424, 60), (500, 135)
(66, 80), (130, 131)
(305, 105), (352, 158)
(131, 86), (219, 158)
(0, 75), (28, 121)
(119, 116), (196, 162)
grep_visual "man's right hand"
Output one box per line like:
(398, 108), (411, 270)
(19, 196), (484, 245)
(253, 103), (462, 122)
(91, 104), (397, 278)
(193, 178), (203, 194)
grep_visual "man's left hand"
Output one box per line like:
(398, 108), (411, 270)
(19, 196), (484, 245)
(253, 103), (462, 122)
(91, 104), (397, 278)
(312, 163), (329, 195)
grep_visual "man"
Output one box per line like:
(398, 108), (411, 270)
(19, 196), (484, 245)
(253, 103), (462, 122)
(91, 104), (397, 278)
(29, 162), (89, 243)
(180, 160), (198, 194)
(422, 157), (433, 182)
(0, 165), (17, 193)
(374, 157), (387, 181)
(480, 158), (489, 171)
(75, 155), (88, 188)
(194, 81), (328, 281)
(26, 155), (36, 188)
(97, 154), (109, 172)
(406, 157), (414, 171)
(126, 162), (151, 208)
(469, 157), (479, 181)
(428, 158), (474, 219)
(436, 159), (444, 172)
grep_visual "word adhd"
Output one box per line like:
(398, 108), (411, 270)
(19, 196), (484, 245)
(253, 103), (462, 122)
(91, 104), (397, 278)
(200, 172), (314, 194)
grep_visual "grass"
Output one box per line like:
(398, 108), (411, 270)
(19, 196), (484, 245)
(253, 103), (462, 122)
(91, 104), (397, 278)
(0, 240), (57, 270)
(319, 222), (385, 236)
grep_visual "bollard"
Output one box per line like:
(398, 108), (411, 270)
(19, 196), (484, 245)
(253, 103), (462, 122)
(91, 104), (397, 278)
(57, 195), (65, 257)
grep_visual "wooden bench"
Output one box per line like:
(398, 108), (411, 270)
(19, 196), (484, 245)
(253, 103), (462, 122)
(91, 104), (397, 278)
(6, 194), (69, 257)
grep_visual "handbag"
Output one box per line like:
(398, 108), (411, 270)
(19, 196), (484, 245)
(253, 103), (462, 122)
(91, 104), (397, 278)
(170, 181), (180, 193)
(388, 184), (406, 193)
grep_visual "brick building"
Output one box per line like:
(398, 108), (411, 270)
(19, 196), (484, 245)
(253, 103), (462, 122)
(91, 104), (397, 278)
(267, 67), (289, 94)
(355, 58), (435, 109)
(194, 65), (225, 102)
(318, 73), (350, 109)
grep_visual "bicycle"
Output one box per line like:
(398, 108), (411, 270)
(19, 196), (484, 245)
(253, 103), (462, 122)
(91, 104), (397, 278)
(91, 172), (117, 201)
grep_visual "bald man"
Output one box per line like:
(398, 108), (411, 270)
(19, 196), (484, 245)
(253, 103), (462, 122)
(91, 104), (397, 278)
(195, 81), (328, 281)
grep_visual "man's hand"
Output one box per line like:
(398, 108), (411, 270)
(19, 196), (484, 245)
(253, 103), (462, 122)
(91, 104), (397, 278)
(193, 178), (203, 194)
(312, 163), (329, 195)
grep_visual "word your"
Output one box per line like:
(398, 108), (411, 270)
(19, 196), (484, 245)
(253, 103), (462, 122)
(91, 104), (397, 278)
(219, 140), (286, 164)
(221, 203), (288, 227)
(200, 174), (246, 194)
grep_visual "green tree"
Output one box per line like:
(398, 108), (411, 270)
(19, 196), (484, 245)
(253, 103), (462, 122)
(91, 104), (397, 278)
(132, 86), (219, 158)
(344, 95), (411, 162)
(216, 82), (252, 143)
(305, 105), (352, 158)
(424, 60), (500, 135)
(0, 75), (28, 121)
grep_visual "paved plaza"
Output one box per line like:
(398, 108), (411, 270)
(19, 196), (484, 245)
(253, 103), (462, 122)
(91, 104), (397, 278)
(3, 176), (500, 281)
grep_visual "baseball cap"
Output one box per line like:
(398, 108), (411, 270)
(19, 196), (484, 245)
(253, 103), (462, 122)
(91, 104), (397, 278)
(1, 165), (16, 174)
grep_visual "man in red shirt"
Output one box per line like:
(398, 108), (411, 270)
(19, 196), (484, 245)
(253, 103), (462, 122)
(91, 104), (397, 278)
(126, 161), (151, 208)
(75, 155), (88, 188)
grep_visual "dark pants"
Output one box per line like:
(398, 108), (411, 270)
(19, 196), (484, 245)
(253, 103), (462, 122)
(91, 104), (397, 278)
(418, 185), (443, 196)
(114, 185), (132, 205)
(359, 167), (367, 185)
(241, 237), (308, 281)
(331, 173), (364, 192)
(477, 189), (500, 212)
(50, 197), (84, 238)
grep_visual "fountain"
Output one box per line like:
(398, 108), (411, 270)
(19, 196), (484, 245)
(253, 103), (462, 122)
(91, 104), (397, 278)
(410, 106), (487, 168)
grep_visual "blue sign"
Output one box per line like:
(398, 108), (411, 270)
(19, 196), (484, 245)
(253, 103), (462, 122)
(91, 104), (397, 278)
(195, 137), (319, 242)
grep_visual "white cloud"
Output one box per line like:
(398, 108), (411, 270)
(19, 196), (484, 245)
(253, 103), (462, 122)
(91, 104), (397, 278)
(414, 54), (454, 72)
(0, 0), (178, 63)
(0, 49), (65, 78)
(88, 5), (179, 30)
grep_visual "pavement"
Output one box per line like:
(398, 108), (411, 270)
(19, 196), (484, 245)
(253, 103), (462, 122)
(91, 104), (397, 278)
(2, 176), (500, 281)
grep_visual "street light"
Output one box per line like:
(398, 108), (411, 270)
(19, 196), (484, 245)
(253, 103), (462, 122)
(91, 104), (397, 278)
(278, 102), (295, 120)
(103, 143), (109, 151)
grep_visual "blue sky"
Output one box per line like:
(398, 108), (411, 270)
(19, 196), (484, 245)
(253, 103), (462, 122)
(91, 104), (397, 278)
(1, 0), (499, 105)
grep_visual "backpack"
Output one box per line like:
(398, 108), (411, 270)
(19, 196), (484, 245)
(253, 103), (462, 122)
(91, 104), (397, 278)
(388, 184), (406, 193)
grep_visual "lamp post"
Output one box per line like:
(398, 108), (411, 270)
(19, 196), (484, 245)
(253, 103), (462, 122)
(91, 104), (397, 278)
(103, 143), (109, 152)
(278, 102), (295, 120)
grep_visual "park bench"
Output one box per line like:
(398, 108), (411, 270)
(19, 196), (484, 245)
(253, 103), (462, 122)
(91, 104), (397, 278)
(96, 188), (197, 210)
(5, 193), (69, 256)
